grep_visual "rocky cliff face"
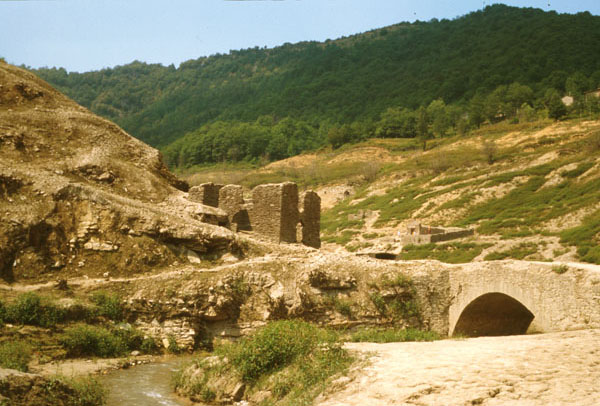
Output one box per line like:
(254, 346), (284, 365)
(0, 62), (238, 282)
(117, 252), (451, 350)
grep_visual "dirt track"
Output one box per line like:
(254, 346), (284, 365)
(317, 329), (600, 406)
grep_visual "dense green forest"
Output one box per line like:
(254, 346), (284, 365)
(33, 5), (600, 168)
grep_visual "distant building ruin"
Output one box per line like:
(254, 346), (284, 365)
(400, 221), (474, 245)
(187, 182), (321, 248)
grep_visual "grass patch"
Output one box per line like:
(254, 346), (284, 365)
(90, 290), (124, 321)
(483, 242), (539, 261)
(552, 264), (569, 274)
(398, 242), (491, 264)
(349, 327), (440, 343)
(174, 321), (353, 406)
(45, 375), (107, 406)
(455, 159), (600, 237)
(0, 341), (32, 372)
(60, 324), (150, 358)
(3, 292), (66, 328)
(322, 230), (360, 245)
(225, 320), (339, 383)
(560, 209), (600, 264)
(369, 274), (420, 321)
(560, 161), (594, 179)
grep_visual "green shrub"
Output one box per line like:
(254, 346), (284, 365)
(167, 334), (181, 354)
(398, 242), (490, 264)
(350, 327), (440, 343)
(381, 273), (412, 289)
(369, 292), (387, 316)
(560, 210), (600, 264)
(225, 320), (334, 383)
(47, 375), (107, 406)
(552, 264), (569, 274)
(484, 242), (538, 261)
(174, 321), (352, 406)
(60, 325), (128, 358)
(0, 300), (5, 325)
(140, 336), (160, 354)
(388, 298), (420, 320)
(0, 341), (32, 372)
(333, 298), (353, 318)
(90, 291), (124, 321)
(5, 292), (66, 328)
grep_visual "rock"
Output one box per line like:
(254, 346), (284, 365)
(269, 282), (285, 301)
(130, 350), (140, 356)
(250, 390), (272, 404)
(308, 269), (357, 290)
(55, 279), (68, 290)
(232, 383), (246, 401)
(186, 249), (202, 264)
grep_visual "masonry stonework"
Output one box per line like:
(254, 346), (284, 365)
(188, 183), (222, 207)
(250, 182), (299, 243)
(300, 191), (321, 248)
(187, 181), (320, 247)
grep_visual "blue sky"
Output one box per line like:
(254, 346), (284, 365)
(1, 0), (599, 72)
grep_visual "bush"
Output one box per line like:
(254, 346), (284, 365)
(552, 264), (569, 274)
(60, 325), (128, 358)
(47, 375), (107, 406)
(90, 291), (124, 321)
(369, 292), (387, 315)
(65, 376), (107, 406)
(140, 336), (160, 354)
(167, 334), (181, 354)
(0, 341), (32, 372)
(350, 327), (440, 343)
(0, 300), (5, 325)
(5, 293), (66, 328)
(225, 320), (335, 383)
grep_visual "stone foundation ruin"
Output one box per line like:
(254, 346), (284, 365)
(188, 182), (321, 248)
(400, 221), (474, 245)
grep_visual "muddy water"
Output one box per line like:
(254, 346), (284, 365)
(101, 357), (191, 406)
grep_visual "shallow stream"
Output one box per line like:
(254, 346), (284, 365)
(101, 357), (191, 406)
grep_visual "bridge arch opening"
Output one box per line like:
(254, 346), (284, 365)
(453, 292), (534, 337)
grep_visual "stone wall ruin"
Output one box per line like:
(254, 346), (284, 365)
(186, 181), (320, 247)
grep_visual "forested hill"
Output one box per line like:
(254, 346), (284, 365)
(34, 5), (600, 155)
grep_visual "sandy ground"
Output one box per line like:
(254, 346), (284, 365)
(317, 329), (600, 406)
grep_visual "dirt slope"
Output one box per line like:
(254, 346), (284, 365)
(0, 62), (237, 282)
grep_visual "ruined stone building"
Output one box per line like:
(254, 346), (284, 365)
(187, 182), (321, 248)
(400, 221), (474, 245)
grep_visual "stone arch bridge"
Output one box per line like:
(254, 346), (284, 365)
(446, 261), (600, 337)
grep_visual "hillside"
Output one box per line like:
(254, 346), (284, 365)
(187, 118), (600, 266)
(34, 5), (600, 157)
(2, 62), (600, 406)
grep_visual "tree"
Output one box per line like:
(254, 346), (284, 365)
(416, 106), (431, 151)
(506, 82), (534, 117)
(469, 91), (486, 128)
(566, 72), (591, 96)
(427, 99), (450, 137)
(544, 88), (567, 120)
(484, 85), (509, 122)
(376, 107), (417, 138)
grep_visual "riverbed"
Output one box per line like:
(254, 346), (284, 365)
(317, 329), (600, 406)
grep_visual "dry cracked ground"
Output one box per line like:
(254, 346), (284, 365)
(317, 329), (600, 406)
